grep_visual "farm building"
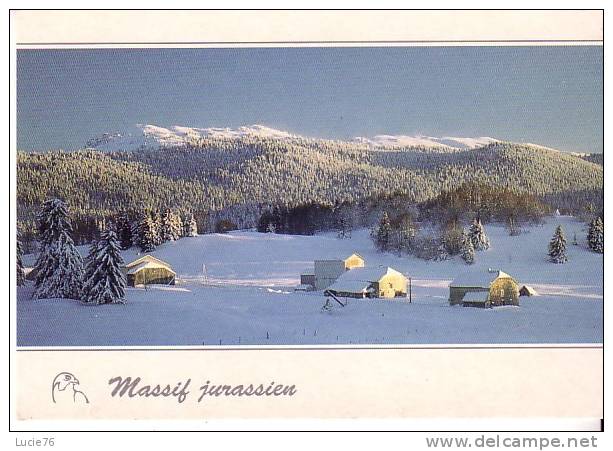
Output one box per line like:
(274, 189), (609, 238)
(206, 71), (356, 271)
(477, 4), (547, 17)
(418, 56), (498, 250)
(295, 272), (316, 292)
(520, 285), (538, 296)
(122, 255), (176, 287)
(300, 272), (315, 287)
(325, 266), (408, 299)
(312, 253), (365, 290)
(449, 269), (519, 307)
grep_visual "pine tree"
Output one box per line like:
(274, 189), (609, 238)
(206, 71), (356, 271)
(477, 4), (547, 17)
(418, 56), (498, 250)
(374, 211), (392, 251)
(460, 230), (475, 264)
(17, 235), (25, 286)
(469, 218), (490, 251)
(83, 229), (126, 305)
(151, 210), (163, 245)
(172, 211), (184, 239)
(442, 222), (464, 256)
(548, 225), (568, 263)
(393, 213), (416, 253)
(160, 209), (182, 242)
(507, 216), (521, 236)
(83, 238), (101, 284)
(114, 211), (133, 250)
(33, 199), (84, 299)
(33, 198), (70, 287)
(35, 232), (84, 299)
(135, 214), (156, 252)
(587, 217), (604, 253)
(336, 216), (348, 239)
(434, 242), (450, 261)
(257, 210), (275, 233)
(182, 213), (198, 237)
(160, 209), (174, 242)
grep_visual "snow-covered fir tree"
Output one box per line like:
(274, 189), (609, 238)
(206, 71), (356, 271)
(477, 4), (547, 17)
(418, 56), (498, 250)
(33, 198), (70, 286)
(151, 210), (163, 246)
(160, 209), (182, 242)
(35, 232), (84, 299)
(336, 216), (350, 239)
(434, 242), (450, 261)
(135, 214), (157, 252)
(587, 217), (604, 253)
(548, 225), (568, 263)
(17, 235), (25, 286)
(506, 217), (521, 236)
(460, 230), (475, 264)
(82, 238), (101, 285)
(83, 229), (126, 305)
(391, 213), (416, 253)
(469, 218), (490, 251)
(373, 211), (392, 251)
(33, 198), (84, 299)
(114, 212), (133, 249)
(442, 223), (463, 256)
(182, 213), (198, 237)
(336, 208), (355, 239)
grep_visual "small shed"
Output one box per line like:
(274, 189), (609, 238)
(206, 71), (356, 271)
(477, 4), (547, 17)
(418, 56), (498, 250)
(449, 269), (519, 307)
(325, 266), (408, 299)
(519, 285), (538, 297)
(122, 255), (176, 287)
(296, 272), (315, 292)
(300, 273), (315, 288)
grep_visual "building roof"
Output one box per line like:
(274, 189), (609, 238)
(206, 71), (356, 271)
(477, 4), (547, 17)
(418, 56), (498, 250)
(344, 253), (364, 261)
(124, 255), (174, 271)
(462, 291), (489, 302)
(520, 285), (538, 296)
(315, 253), (365, 264)
(450, 270), (514, 288)
(295, 284), (314, 291)
(126, 260), (177, 275)
(326, 279), (372, 294)
(326, 266), (407, 293)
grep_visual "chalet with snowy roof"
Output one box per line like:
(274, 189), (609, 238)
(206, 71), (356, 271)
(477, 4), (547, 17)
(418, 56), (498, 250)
(449, 269), (519, 308)
(122, 255), (176, 287)
(325, 266), (408, 299)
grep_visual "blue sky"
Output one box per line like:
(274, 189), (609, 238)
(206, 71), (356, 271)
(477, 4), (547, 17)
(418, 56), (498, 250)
(17, 46), (603, 153)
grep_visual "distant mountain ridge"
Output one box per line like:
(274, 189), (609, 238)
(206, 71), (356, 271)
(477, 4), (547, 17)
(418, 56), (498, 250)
(17, 125), (603, 238)
(84, 123), (503, 152)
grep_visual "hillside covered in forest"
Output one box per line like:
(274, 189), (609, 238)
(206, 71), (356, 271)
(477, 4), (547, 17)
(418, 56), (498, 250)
(17, 127), (603, 245)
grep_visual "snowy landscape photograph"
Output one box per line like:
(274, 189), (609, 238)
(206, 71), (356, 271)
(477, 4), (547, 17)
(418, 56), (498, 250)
(15, 46), (603, 347)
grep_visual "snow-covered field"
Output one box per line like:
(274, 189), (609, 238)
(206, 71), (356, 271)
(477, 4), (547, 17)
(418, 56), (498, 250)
(17, 216), (602, 346)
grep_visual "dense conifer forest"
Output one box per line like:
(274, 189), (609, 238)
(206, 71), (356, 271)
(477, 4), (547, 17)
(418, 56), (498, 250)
(17, 135), (603, 250)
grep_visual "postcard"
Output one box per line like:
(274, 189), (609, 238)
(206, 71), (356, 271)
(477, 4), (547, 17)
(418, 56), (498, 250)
(9, 10), (604, 432)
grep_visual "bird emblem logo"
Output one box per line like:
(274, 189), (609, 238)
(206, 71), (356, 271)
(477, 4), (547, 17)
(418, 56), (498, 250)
(51, 372), (89, 404)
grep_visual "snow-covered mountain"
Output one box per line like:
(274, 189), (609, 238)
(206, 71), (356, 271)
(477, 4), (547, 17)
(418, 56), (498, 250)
(85, 124), (299, 152)
(353, 135), (499, 149)
(85, 123), (500, 152)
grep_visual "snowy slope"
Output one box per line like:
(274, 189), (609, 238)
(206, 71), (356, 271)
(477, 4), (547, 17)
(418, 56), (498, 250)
(353, 135), (499, 149)
(85, 123), (500, 152)
(85, 124), (299, 151)
(17, 216), (602, 346)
